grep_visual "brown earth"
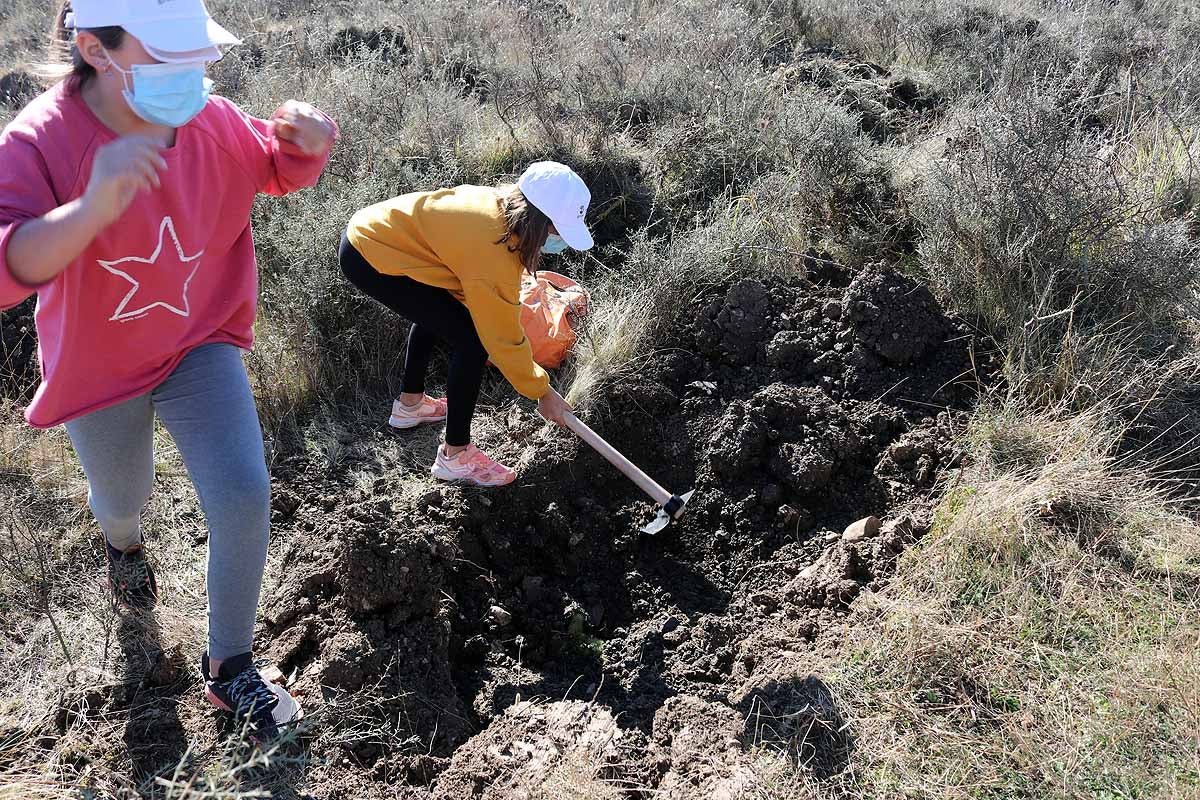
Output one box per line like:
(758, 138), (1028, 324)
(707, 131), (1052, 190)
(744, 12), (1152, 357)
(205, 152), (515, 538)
(203, 258), (986, 796)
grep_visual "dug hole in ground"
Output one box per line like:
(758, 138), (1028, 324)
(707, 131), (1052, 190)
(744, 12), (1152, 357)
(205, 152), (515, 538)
(221, 258), (986, 797)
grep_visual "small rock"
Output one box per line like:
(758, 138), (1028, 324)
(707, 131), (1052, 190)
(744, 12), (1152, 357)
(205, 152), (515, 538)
(418, 488), (444, 509)
(147, 650), (182, 687)
(488, 606), (512, 626)
(750, 592), (779, 611)
(830, 579), (862, 605)
(260, 664), (286, 685)
(842, 516), (881, 542)
(271, 490), (302, 520)
(822, 300), (841, 320)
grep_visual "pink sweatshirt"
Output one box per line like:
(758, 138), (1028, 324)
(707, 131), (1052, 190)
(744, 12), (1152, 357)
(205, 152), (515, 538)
(0, 80), (336, 428)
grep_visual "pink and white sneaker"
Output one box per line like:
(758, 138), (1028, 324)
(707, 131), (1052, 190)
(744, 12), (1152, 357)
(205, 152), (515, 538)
(388, 395), (448, 429)
(430, 444), (516, 487)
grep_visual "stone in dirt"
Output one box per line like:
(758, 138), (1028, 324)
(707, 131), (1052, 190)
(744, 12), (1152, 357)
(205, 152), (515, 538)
(842, 515), (881, 542)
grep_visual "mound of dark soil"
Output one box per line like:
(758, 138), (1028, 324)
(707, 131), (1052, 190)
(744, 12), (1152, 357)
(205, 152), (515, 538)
(325, 26), (409, 66)
(254, 260), (986, 796)
(0, 297), (37, 400)
(0, 69), (41, 109)
(774, 48), (943, 141)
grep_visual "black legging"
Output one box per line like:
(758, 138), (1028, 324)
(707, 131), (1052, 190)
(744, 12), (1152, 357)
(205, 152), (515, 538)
(339, 232), (487, 447)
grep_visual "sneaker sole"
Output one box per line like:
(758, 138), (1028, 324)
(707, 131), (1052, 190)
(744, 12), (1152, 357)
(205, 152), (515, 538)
(388, 413), (448, 430)
(205, 685), (234, 714)
(430, 463), (516, 487)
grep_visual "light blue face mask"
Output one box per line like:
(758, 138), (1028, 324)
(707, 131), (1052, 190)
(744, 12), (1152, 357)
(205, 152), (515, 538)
(106, 53), (213, 128)
(542, 233), (569, 255)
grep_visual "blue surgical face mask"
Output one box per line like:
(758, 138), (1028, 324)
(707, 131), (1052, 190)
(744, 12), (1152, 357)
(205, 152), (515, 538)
(542, 233), (569, 255)
(105, 52), (212, 128)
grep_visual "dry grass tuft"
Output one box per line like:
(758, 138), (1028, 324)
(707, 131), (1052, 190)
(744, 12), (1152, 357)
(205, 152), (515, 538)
(823, 395), (1200, 797)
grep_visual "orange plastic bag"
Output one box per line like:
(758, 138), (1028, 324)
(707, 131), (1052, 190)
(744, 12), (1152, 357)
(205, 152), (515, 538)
(519, 270), (588, 369)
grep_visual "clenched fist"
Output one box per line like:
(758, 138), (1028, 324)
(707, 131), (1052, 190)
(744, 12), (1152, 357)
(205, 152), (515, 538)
(272, 100), (336, 156)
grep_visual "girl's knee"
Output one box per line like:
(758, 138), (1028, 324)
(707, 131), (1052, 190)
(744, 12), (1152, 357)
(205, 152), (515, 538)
(88, 480), (152, 533)
(206, 468), (271, 530)
(235, 470), (272, 515)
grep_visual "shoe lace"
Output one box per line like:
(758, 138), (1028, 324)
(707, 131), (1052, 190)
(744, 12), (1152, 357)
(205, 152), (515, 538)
(226, 666), (279, 721)
(405, 397), (444, 416)
(112, 552), (151, 592)
(127, 557), (151, 589)
(467, 447), (496, 469)
(467, 448), (512, 476)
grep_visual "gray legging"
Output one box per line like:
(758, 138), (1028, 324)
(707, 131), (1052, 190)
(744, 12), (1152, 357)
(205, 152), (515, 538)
(65, 343), (270, 661)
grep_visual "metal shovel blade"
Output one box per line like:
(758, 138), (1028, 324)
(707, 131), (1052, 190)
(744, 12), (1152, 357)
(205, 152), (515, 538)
(641, 490), (695, 535)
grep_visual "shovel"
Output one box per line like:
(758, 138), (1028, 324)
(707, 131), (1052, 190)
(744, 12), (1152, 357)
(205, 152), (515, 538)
(563, 411), (694, 534)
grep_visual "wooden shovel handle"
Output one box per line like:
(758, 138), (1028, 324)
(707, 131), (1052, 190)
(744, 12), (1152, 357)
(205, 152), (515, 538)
(563, 412), (673, 507)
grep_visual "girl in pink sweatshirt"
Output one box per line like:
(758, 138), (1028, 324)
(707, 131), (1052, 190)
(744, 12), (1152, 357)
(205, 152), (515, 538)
(0, 0), (337, 741)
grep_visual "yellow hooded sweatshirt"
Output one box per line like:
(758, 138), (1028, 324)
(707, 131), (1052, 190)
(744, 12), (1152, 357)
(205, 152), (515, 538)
(346, 185), (550, 400)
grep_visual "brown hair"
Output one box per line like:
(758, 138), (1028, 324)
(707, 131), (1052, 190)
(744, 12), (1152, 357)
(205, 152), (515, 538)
(496, 184), (553, 274)
(39, 1), (125, 89)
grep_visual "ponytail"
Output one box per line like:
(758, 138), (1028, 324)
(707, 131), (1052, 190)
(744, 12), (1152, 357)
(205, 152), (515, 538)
(496, 185), (552, 275)
(35, 1), (125, 90)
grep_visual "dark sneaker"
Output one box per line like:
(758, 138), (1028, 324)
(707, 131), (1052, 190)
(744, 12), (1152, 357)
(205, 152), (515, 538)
(105, 541), (158, 610)
(201, 652), (303, 743)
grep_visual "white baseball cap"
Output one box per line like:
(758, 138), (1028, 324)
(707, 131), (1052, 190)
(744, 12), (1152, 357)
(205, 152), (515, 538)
(69, 0), (241, 58)
(517, 162), (594, 251)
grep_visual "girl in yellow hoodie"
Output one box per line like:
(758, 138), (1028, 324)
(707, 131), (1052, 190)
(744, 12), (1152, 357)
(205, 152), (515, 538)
(339, 162), (590, 486)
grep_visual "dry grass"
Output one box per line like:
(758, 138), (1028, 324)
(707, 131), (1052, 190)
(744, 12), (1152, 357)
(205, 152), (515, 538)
(742, 751), (822, 800)
(822, 396), (1200, 798)
(2, 0), (1200, 797)
(151, 731), (311, 800)
(531, 752), (628, 800)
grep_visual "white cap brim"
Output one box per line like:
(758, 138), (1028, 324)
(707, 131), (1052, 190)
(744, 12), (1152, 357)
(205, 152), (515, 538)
(144, 43), (224, 64)
(125, 16), (241, 53)
(556, 217), (594, 251)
